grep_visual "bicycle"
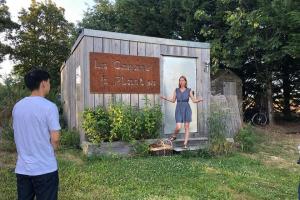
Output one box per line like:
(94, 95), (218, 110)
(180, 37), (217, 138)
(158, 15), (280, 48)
(251, 109), (268, 126)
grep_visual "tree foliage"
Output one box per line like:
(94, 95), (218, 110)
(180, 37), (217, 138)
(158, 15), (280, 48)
(196, 0), (300, 119)
(0, 0), (18, 63)
(79, 0), (204, 40)
(11, 0), (74, 90)
(79, 0), (299, 119)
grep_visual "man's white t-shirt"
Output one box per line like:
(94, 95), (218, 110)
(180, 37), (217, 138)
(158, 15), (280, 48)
(13, 96), (61, 176)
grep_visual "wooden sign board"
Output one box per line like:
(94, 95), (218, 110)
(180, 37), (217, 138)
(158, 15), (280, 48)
(90, 52), (160, 94)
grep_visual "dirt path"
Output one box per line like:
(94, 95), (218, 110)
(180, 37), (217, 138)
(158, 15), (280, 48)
(257, 121), (300, 134)
(248, 122), (300, 170)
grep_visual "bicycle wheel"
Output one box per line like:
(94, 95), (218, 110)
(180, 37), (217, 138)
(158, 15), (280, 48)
(251, 112), (267, 126)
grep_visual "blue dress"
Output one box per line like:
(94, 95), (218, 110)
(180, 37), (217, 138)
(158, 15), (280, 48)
(175, 88), (192, 123)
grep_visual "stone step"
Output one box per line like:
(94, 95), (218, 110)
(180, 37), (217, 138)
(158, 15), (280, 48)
(164, 132), (203, 139)
(161, 137), (209, 148)
(173, 145), (205, 152)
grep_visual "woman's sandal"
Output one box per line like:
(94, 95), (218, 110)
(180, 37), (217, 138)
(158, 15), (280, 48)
(169, 135), (177, 141)
(183, 143), (188, 149)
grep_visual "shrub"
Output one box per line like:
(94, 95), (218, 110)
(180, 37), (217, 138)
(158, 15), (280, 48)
(181, 148), (214, 159)
(131, 141), (150, 157)
(0, 77), (27, 106)
(82, 106), (111, 144)
(82, 103), (163, 144)
(197, 148), (213, 159)
(208, 108), (234, 156)
(132, 109), (144, 139)
(234, 124), (257, 152)
(60, 129), (80, 148)
(108, 103), (135, 142)
(181, 150), (198, 158)
(142, 105), (163, 139)
(0, 122), (16, 152)
(1, 121), (14, 142)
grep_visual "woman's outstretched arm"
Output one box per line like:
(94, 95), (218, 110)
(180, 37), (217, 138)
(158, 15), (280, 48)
(189, 90), (203, 103)
(160, 90), (176, 103)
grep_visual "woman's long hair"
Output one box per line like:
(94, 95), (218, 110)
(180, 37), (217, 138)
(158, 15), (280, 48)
(178, 75), (187, 88)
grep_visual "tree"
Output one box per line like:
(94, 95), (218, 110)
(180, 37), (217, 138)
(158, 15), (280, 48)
(79, 0), (300, 121)
(79, 0), (204, 40)
(195, 0), (300, 122)
(79, 0), (118, 33)
(0, 0), (18, 63)
(11, 0), (74, 91)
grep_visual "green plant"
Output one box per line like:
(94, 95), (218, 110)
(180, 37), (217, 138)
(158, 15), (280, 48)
(131, 140), (150, 157)
(142, 104), (162, 139)
(1, 122), (14, 142)
(208, 107), (234, 156)
(0, 121), (16, 152)
(0, 77), (28, 127)
(0, 78), (26, 108)
(234, 124), (257, 152)
(60, 129), (80, 148)
(108, 103), (135, 142)
(181, 150), (198, 158)
(197, 148), (213, 159)
(82, 103), (163, 144)
(108, 103), (163, 142)
(94, 106), (111, 140)
(82, 106), (111, 144)
(132, 109), (144, 139)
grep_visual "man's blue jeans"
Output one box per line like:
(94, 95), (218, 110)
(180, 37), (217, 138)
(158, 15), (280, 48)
(16, 170), (59, 200)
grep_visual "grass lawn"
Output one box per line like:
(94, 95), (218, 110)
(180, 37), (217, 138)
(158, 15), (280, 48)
(0, 125), (299, 200)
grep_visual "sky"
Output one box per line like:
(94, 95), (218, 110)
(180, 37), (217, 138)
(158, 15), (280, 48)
(0, 0), (95, 82)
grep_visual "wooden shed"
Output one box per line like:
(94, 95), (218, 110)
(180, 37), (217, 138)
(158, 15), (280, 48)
(61, 29), (211, 143)
(211, 69), (243, 119)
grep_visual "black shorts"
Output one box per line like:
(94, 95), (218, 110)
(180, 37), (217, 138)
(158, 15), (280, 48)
(16, 170), (59, 200)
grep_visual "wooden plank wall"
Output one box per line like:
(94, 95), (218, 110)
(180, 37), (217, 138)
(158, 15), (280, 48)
(80, 37), (163, 109)
(223, 82), (237, 95)
(63, 35), (211, 140)
(61, 53), (72, 130)
(76, 37), (90, 142)
(75, 39), (82, 132)
(120, 40), (131, 105)
(93, 37), (104, 107)
(61, 36), (87, 142)
(201, 49), (211, 137)
(60, 64), (68, 128)
(129, 41), (139, 107)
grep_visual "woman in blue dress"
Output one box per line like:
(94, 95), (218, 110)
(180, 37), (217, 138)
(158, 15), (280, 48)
(160, 75), (203, 149)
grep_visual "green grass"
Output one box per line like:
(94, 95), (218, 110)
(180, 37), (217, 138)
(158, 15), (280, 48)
(0, 129), (300, 200)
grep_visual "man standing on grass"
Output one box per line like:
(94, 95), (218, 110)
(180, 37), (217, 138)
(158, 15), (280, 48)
(13, 69), (61, 200)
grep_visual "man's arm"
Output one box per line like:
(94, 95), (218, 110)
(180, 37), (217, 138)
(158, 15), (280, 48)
(50, 131), (60, 150)
(47, 104), (61, 150)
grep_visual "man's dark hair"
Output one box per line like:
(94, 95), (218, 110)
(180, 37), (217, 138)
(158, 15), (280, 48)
(24, 69), (50, 91)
